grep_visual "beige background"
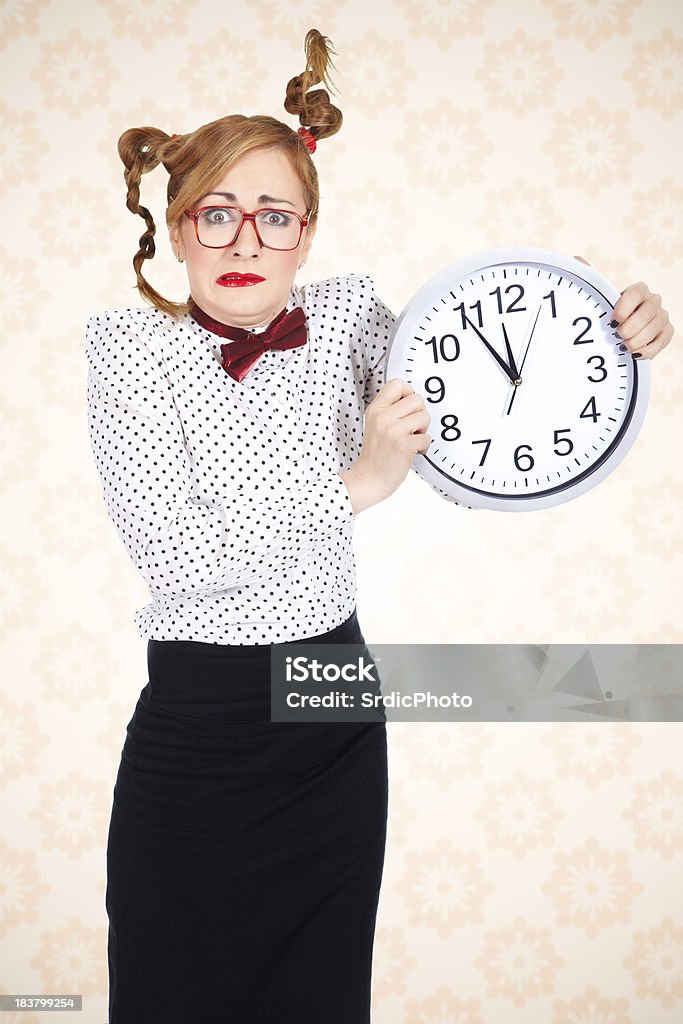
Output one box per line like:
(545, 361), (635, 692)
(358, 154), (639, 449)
(1, 0), (682, 1020)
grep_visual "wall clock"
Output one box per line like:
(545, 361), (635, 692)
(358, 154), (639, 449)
(385, 247), (650, 511)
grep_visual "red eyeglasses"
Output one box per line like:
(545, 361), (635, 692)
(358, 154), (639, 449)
(184, 205), (310, 251)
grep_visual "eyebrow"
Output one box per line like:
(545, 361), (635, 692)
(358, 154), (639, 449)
(203, 191), (296, 207)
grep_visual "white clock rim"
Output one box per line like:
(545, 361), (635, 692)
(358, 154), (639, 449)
(385, 247), (650, 512)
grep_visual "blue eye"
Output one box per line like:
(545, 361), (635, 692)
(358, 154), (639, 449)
(258, 210), (292, 228)
(200, 207), (237, 226)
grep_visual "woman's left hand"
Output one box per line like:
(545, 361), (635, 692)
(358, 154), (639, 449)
(574, 255), (674, 360)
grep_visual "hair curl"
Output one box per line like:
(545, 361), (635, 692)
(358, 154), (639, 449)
(117, 28), (342, 318)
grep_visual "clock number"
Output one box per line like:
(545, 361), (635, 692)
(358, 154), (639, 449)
(424, 376), (445, 403)
(553, 428), (573, 456)
(542, 290), (557, 318)
(579, 396), (600, 422)
(426, 334), (460, 363)
(472, 438), (491, 466)
(440, 414), (462, 441)
(513, 444), (534, 472)
(572, 316), (593, 345)
(454, 301), (483, 330)
(586, 355), (607, 382)
(490, 284), (527, 315)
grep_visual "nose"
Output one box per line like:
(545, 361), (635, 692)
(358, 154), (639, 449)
(231, 215), (262, 256)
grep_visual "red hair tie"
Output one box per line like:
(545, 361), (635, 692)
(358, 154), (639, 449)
(171, 133), (180, 139)
(297, 127), (316, 153)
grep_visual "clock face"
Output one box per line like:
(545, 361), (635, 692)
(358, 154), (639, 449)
(386, 248), (650, 511)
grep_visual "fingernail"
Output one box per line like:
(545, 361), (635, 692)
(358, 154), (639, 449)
(632, 352), (642, 359)
(609, 320), (618, 328)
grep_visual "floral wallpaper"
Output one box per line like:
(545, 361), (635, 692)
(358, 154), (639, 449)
(1, 0), (682, 1021)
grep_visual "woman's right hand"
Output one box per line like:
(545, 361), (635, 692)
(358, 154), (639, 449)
(340, 378), (432, 514)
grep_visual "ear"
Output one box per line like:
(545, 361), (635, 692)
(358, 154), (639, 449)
(300, 220), (317, 263)
(168, 219), (184, 260)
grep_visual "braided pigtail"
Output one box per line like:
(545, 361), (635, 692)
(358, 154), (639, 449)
(284, 28), (343, 144)
(117, 126), (184, 316)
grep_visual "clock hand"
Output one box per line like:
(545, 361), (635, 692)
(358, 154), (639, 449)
(517, 306), (541, 377)
(506, 305), (542, 415)
(462, 313), (518, 384)
(501, 323), (520, 380)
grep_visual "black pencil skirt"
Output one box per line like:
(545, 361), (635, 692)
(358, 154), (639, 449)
(105, 607), (388, 1023)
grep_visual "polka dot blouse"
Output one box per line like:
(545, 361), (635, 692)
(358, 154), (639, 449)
(85, 273), (395, 644)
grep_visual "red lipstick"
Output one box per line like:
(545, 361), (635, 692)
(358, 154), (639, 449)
(216, 273), (265, 288)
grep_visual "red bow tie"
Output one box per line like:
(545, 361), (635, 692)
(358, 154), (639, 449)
(188, 298), (308, 382)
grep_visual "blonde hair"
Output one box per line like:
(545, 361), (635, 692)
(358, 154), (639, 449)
(117, 29), (342, 318)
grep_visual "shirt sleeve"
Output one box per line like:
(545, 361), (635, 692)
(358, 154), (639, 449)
(85, 312), (355, 600)
(351, 275), (396, 413)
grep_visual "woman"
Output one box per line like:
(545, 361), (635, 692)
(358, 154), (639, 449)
(87, 26), (673, 1024)
(86, 29), (429, 1024)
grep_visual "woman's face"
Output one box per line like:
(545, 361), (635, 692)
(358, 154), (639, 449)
(169, 146), (316, 328)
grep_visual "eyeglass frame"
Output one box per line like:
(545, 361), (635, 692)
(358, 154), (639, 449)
(183, 205), (311, 251)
